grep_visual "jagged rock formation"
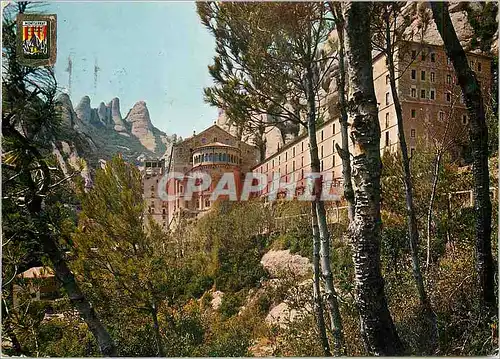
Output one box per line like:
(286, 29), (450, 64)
(109, 97), (128, 135)
(125, 101), (158, 152)
(55, 94), (175, 169)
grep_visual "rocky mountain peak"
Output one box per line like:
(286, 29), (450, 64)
(106, 97), (127, 133)
(75, 96), (92, 123)
(125, 100), (157, 152)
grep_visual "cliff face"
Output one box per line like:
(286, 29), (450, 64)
(125, 101), (158, 152)
(56, 94), (175, 168)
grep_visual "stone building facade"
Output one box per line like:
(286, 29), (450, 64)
(141, 158), (169, 228)
(252, 41), (492, 198)
(142, 42), (491, 226)
(164, 124), (259, 227)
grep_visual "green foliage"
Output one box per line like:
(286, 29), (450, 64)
(36, 318), (99, 357)
(219, 292), (243, 319)
(191, 201), (270, 293)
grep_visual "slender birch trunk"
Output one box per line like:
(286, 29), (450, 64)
(426, 152), (442, 269)
(385, 11), (429, 314)
(311, 202), (332, 356)
(344, 2), (403, 355)
(306, 62), (345, 355)
(330, 2), (355, 222)
(387, 50), (437, 354)
(431, 2), (496, 313)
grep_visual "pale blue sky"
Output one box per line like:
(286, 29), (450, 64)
(46, 1), (218, 137)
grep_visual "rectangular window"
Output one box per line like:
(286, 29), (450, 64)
(385, 92), (390, 105)
(285, 152), (287, 161)
(320, 146), (323, 158)
(439, 111), (444, 121)
(447, 74), (452, 84)
(272, 159), (274, 168)
(321, 130), (324, 141)
(446, 92), (451, 102)
(421, 52), (426, 61)
(301, 142), (304, 152)
(411, 148), (415, 157)
(321, 160), (324, 172)
(430, 53), (436, 62)
(386, 74), (390, 85)
(430, 89), (435, 100)
(411, 109), (416, 118)
(421, 89), (426, 99)
(278, 155), (281, 165)
(421, 70), (426, 81)
(285, 164), (287, 174)
(332, 140), (335, 153)
(411, 129), (416, 138)
(293, 147), (295, 157)
(301, 156), (304, 167)
(385, 113), (390, 127)
(411, 69), (416, 80)
(478, 62), (482, 72)
(462, 115), (468, 125)
(411, 87), (416, 98)
(411, 50), (417, 59)
(333, 123), (336, 134)
(430, 72), (435, 82)
(333, 155), (336, 167)
(385, 131), (390, 147)
(292, 161), (295, 171)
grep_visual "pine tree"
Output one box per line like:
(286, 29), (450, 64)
(1, 2), (115, 355)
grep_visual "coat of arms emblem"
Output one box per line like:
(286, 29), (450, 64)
(16, 14), (57, 66)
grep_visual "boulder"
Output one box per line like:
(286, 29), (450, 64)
(261, 249), (311, 278)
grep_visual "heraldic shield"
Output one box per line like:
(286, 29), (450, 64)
(16, 14), (57, 66)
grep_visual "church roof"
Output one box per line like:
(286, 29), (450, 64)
(198, 141), (237, 149)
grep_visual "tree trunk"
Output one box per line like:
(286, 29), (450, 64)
(2, 296), (23, 355)
(431, 2), (496, 313)
(344, 2), (403, 355)
(330, 2), (355, 222)
(39, 232), (117, 356)
(306, 63), (345, 355)
(151, 303), (165, 357)
(426, 152), (442, 269)
(2, 123), (116, 356)
(386, 35), (437, 353)
(311, 202), (332, 356)
(384, 22), (436, 342)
